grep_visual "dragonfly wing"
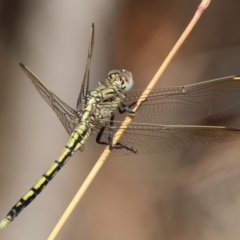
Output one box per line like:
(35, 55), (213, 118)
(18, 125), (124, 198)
(20, 63), (79, 135)
(76, 24), (94, 109)
(90, 122), (240, 156)
(116, 76), (240, 124)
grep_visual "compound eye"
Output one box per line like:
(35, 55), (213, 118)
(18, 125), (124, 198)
(108, 69), (120, 75)
(107, 69), (120, 79)
(119, 72), (130, 83)
(120, 76), (126, 85)
(119, 71), (134, 92)
(121, 75), (126, 81)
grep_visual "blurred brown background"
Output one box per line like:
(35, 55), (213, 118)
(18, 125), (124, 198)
(1, 0), (240, 239)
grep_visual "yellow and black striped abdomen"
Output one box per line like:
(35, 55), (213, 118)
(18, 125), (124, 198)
(0, 124), (91, 228)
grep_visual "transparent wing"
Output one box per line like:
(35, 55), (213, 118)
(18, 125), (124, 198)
(20, 63), (79, 135)
(112, 76), (240, 124)
(76, 24), (94, 109)
(90, 122), (240, 156)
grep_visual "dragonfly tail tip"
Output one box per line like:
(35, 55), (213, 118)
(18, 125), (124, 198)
(0, 218), (11, 229)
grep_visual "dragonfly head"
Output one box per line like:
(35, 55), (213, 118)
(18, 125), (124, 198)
(101, 69), (133, 93)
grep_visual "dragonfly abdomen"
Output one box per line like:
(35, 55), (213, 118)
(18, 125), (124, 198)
(0, 124), (91, 228)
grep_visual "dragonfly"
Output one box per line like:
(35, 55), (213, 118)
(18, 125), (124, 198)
(2, 24), (240, 229)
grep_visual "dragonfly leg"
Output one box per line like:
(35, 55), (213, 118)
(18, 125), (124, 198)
(96, 115), (137, 153)
(118, 99), (147, 114)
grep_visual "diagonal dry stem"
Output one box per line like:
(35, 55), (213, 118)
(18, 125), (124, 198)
(47, 1), (211, 239)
